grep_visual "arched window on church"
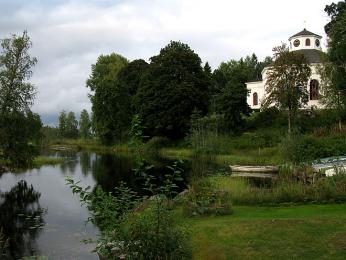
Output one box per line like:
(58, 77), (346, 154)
(253, 92), (258, 106)
(305, 38), (311, 46)
(310, 79), (319, 100)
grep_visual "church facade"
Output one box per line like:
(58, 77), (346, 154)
(246, 29), (324, 110)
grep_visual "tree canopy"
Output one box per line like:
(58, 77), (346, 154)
(58, 110), (79, 139)
(0, 32), (41, 167)
(113, 59), (149, 140)
(79, 109), (91, 139)
(321, 0), (346, 126)
(211, 54), (271, 132)
(263, 45), (311, 134)
(86, 53), (129, 144)
(134, 41), (210, 139)
(0, 31), (37, 114)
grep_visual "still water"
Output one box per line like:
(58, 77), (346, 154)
(0, 151), (226, 259)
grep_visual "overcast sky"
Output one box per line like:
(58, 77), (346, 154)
(0, 0), (333, 125)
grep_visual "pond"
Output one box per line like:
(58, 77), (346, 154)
(0, 150), (226, 259)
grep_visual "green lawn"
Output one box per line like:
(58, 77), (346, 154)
(184, 204), (346, 259)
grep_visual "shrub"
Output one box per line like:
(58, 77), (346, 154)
(66, 159), (191, 259)
(144, 136), (171, 150)
(281, 134), (346, 164)
(246, 107), (286, 130)
(182, 178), (233, 217)
(280, 135), (324, 163)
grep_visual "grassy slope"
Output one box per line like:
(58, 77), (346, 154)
(185, 204), (346, 259)
(160, 147), (284, 166)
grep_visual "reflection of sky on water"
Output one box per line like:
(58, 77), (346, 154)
(0, 150), (226, 258)
(0, 155), (98, 259)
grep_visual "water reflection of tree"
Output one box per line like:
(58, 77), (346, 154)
(80, 151), (92, 176)
(90, 153), (187, 195)
(91, 153), (138, 192)
(59, 151), (78, 175)
(0, 180), (45, 259)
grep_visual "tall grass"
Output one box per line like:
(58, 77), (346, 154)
(206, 167), (346, 205)
(33, 156), (65, 167)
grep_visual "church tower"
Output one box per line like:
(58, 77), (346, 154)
(246, 28), (325, 110)
(288, 28), (322, 52)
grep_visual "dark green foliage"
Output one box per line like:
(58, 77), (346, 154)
(212, 54), (271, 132)
(144, 136), (171, 150)
(129, 114), (146, 148)
(0, 32), (40, 167)
(203, 62), (212, 76)
(135, 41), (210, 139)
(58, 110), (67, 137)
(0, 31), (37, 114)
(216, 81), (250, 132)
(246, 107), (287, 130)
(281, 134), (346, 163)
(117, 59), (149, 99)
(66, 178), (138, 232)
(122, 205), (191, 260)
(65, 111), (79, 138)
(325, 1), (346, 70)
(295, 109), (341, 133)
(323, 1), (346, 113)
(79, 109), (91, 139)
(66, 159), (190, 259)
(0, 111), (42, 167)
(212, 54), (272, 92)
(58, 110), (79, 138)
(87, 58), (148, 144)
(111, 59), (149, 141)
(41, 126), (59, 142)
(86, 53), (129, 144)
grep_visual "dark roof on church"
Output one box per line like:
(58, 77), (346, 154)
(289, 29), (322, 40)
(292, 49), (324, 63)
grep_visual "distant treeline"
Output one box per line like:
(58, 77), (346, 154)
(43, 109), (92, 140)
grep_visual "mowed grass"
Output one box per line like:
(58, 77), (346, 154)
(185, 204), (346, 259)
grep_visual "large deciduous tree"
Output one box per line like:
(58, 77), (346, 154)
(134, 41), (210, 139)
(262, 45), (311, 134)
(320, 1), (346, 129)
(0, 31), (41, 167)
(0, 31), (37, 113)
(111, 59), (149, 140)
(86, 53), (129, 144)
(325, 0), (346, 72)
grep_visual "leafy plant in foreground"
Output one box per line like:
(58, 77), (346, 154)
(66, 159), (190, 259)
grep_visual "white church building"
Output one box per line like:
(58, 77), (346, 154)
(246, 28), (324, 110)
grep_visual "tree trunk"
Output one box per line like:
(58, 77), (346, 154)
(288, 110), (291, 136)
(339, 117), (342, 132)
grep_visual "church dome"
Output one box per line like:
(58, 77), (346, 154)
(289, 28), (322, 40)
(288, 28), (322, 52)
